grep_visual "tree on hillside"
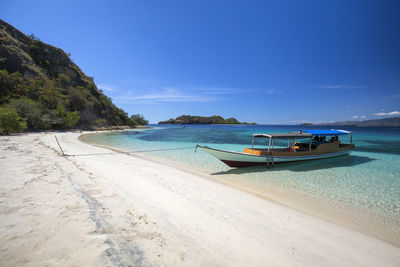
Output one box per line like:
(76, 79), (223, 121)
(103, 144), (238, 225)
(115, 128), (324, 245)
(56, 104), (80, 128)
(7, 97), (43, 129)
(0, 107), (27, 134)
(128, 114), (148, 126)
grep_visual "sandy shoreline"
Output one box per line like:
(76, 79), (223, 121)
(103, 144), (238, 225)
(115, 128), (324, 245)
(1, 132), (399, 266)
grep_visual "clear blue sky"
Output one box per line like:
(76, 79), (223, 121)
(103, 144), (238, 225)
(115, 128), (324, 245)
(1, 0), (399, 124)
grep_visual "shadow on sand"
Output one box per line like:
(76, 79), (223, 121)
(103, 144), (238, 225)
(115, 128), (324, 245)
(211, 155), (375, 175)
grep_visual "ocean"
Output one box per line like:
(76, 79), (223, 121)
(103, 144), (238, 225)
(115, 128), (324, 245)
(82, 124), (400, 244)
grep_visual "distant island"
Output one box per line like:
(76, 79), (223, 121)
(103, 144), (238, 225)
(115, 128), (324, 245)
(159, 115), (257, 125)
(299, 117), (400, 127)
(319, 117), (400, 127)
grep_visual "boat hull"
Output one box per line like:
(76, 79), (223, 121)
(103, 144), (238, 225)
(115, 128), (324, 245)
(197, 145), (353, 167)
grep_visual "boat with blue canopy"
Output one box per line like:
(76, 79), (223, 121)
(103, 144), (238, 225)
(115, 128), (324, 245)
(197, 129), (355, 167)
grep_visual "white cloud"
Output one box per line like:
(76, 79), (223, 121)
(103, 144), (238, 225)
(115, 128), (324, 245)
(352, 115), (366, 119)
(314, 85), (365, 89)
(98, 84), (117, 91)
(373, 111), (400, 116)
(291, 120), (322, 124)
(114, 87), (219, 104)
(191, 87), (240, 95)
(112, 85), (280, 104)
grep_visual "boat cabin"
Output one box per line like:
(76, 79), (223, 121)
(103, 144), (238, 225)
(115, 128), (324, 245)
(244, 130), (354, 155)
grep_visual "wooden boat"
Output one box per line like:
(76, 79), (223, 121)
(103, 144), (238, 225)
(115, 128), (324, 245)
(197, 130), (355, 167)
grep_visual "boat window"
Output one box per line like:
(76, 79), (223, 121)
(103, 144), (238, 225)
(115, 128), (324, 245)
(328, 135), (339, 143)
(252, 137), (270, 148)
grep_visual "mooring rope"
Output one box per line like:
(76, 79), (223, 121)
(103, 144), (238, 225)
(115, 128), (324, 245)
(64, 146), (197, 157)
(55, 135), (198, 157)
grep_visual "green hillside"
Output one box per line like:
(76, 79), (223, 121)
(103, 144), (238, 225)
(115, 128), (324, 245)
(0, 19), (142, 132)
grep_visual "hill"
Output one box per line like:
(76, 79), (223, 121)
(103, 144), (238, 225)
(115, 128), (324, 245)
(0, 19), (139, 131)
(159, 115), (256, 125)
(319, 117), (400, 127)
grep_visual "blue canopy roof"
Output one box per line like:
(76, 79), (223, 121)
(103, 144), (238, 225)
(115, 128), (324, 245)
(302, 130), (351, 136)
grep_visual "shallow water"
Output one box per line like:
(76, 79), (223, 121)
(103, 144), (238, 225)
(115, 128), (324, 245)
(83, 125), (400, 243)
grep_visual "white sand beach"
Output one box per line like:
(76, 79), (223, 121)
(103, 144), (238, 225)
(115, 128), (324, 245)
(1, 132), (399, 266)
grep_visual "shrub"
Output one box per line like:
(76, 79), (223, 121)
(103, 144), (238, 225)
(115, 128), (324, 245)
(95, 118), (108, 127)
(56, 73), (71, 87)
(64, 111), (80, 128)
(56, 104), (80, 128)
(7, 97), (43, 129)
(0, 106), (27, 134)
(68, 87), (86, 111)
(0, 70), (25, 104)
(29, 33), (41, 41)
(127, 118), (137, 127)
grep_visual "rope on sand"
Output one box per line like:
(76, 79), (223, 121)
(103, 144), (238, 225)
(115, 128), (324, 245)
(55, 136), (66, 156)
(55, 134), (197, 157)
(64, 146), (197, 157)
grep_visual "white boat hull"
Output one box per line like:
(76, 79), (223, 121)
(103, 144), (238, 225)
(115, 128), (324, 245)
(197, 145), (352, 167)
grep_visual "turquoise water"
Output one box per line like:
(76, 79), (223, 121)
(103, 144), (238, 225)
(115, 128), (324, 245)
(83, 125), (400, 241)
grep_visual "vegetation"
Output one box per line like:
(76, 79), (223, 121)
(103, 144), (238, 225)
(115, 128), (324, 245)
(0, 106), (27, 134)
(159, 115), (256, 125)
(128, 114), (149, 126)
(0, 19), (148, 133)
(6, 97), (42, 129)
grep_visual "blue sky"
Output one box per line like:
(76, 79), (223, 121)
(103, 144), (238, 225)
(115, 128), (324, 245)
(1, 0), (399, 124)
